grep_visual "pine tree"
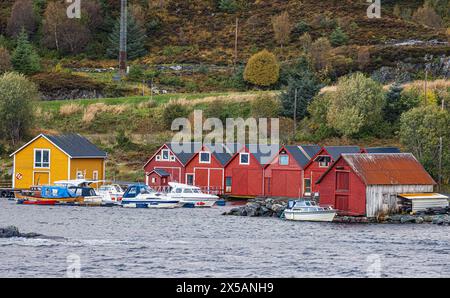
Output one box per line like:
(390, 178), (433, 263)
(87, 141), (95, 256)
(330, 26), (348, 47)
(280, 57), (321, 120)
(383, 82), (405, 123)
(107, 14), (147, 60)
(11, 29), (41, 75)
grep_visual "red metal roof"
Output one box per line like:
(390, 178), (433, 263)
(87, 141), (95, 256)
(340, 153), (436, 185)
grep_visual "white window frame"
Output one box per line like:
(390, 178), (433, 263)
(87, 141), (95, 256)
(318, 156), (331, 168)
(239, 153), (250, 165)
(156, 155), (161, 161)
(151, 177), (156, 184)
(199, 151), (211, 164)
(34, 149), (50, 169)
(93, 170), (99, 181)
(279, 155), (289, 166)
(161, 149), (170, 161)
(186, 174), (195, 185)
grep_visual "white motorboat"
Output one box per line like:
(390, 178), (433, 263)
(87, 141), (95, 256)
(121, 184), (181, 209)
(167, 182), (219, 208)
(284, 200), (337, 222)
(97, 184), (125, 205)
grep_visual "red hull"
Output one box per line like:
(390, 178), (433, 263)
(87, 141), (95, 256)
(23, 200), (56, 206)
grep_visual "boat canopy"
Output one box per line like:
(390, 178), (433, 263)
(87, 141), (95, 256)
(41, 186), (77, 199)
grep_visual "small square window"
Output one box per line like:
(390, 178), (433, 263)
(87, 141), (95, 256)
(161, 149), (170, 161)
(279, 155), (289, 166)
(151, 177), (156, 184)
(240, 153), (250, 165)
(199, 152), (211, 163)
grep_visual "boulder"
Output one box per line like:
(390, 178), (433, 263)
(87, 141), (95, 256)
(400, 215), (417, 224)
(0, 226), (43, 239)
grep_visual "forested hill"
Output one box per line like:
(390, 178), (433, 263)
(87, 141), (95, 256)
(0, 0), (448, 67)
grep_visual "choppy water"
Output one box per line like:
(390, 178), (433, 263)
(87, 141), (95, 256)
(0, 199), (449, 278)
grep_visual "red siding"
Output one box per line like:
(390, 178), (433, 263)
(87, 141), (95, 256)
(147, 172), (169, 188)
(264, 148), (303, 198)
(185, 148), (224, 192)
(144, 145), (185, 186)
(224, 148), (264, 197)
(302, 149), (333, 196)
(318, 158), (367, 216)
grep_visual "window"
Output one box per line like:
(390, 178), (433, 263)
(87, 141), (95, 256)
(183, 189), (193, 193)
(187, 174), (194, 185)
(240, 153), (250, 165)
(304, 178), (311, 194)
(279, 155), (289, 166)
(93, 171), (99, 181)
(76, 171), (84, 179)
(161, 149), (170, 161)
(151, 177), (156, 184)
(318, 156), (332, 168)
(199, 152), (211, 164)
(226, 177), (232, 187)
(176, 188), (182, 193)
(34, 149), (50, 168)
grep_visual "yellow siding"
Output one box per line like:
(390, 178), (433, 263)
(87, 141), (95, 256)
(70, 158), (105, 185)
(14, 137), (69, 189)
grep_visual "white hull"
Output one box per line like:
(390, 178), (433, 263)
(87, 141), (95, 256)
(284, 210), (336, 222)
(121, 200), (181, 209)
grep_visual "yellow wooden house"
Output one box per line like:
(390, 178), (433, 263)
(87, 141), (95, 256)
(10, 134), (107, 189)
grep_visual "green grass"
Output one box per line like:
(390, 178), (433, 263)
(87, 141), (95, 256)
(37, 91), (233, 111)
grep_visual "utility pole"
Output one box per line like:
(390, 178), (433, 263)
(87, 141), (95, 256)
(119, 0), (128, 76)
(234, 17), (239, 70)
(424, 54), (433, 105)
(438, 96), (445, 192)
(293, 88), (298, 140)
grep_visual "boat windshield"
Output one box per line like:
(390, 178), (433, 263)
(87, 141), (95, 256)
(192, 189), (201, 193)
(140, 186), (155, 194)
(183, 189), (193, 193)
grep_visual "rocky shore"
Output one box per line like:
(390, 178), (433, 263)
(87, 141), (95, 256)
(223, 198), (450, 226)
(0, 226), (43, 238)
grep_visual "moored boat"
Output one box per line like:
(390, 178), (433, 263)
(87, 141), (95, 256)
(16, 186), (83, 205)
(284, 200), (337, 222)
(167, 183), (219, 208)
(121, 184), (181, 209)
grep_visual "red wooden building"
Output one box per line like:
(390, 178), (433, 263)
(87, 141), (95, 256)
(143, 142), (201, 187)
(316, 153), (436, 217)
(302, 146), (361, 197)
(264, 145), (321, 198)
(224, 144), (279, 197)
(184, 143), (241, 194)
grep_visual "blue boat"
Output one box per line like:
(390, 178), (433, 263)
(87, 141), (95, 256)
(121, 184), (181, 209)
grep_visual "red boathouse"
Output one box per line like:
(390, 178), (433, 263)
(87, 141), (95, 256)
(316, 153), (436, 217)
(264, 145), (321, 198)
(302, 146), (361, 197)
(143, 142), (201, 187)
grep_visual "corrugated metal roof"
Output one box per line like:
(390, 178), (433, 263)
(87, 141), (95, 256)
(324, 146), (361, 160)
(44, 134), (107, 158)
(285, 145), (321, 167)
(247, 144), (280, 165)
(365, 147), (401, 154)
(342, 153), (436, 185)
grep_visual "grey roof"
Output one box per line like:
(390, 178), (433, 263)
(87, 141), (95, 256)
(285, 145), (321, 168)
(365, 147), (401, 154)
(205, 143), (244, 166)
(44, 134), (107, 158)
(247, 144), (281, 165)
(166, 142), (202, 165)
(323, 146), (361, 161)
(153, 168), (170, 177)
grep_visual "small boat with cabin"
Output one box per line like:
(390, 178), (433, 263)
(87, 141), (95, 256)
(284, 200), (337, 222)
(97, 184), (125, 205)
(166, 182), (219, 208)
(16, 186), (83, 205)
(121, 184), (181, 209)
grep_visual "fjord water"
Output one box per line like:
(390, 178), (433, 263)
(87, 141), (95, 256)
(0, 199), (448, 278)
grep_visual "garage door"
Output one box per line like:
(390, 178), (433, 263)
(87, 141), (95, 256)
(231, 169), (263, 196)
(194, 168), (223, 191)
(271, 170), (302, 198)
(34, 172), (50, 186)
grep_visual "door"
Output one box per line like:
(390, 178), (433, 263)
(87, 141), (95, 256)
(33, 172), (50, 186)
(272, 170), (302, 198)
(335, 195), (349, 213)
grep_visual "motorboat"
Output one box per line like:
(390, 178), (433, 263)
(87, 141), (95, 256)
(284, 200), (337, 222)
(97, 184), (125, 205)
(68, 186), (105, 206)
(16, 186), (83, 205)
(167, 182), (219, 208)
(121, 184), (181, 209)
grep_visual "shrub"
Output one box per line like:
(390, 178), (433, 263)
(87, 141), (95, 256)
(330, 27), (348, 47)
(295, 21), (310, 34)
(11, 29), (40, 75)
(412, 3), (443, 28)
(128, 65), (145, 82)
(218, 0), (240, 13)
(251, 94), (281, 118)
(162, 100), (190, 129)
(159, 75), (185, 87)
(244, 50), (280, 87)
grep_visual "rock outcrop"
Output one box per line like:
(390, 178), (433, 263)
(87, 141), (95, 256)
(0, 226), (43, 239)
(223, 198), (288, 218)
